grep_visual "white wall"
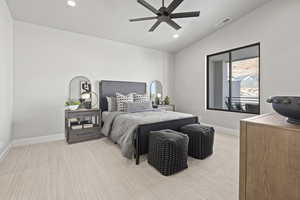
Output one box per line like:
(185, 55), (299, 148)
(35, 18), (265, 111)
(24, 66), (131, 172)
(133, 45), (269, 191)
(0, 0), (14, 154)
(14, 21), (174, 139)
(174, 0), (300, 131)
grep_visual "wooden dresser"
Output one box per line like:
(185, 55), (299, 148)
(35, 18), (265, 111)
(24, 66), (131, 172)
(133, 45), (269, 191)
(240, 113), (300, 200)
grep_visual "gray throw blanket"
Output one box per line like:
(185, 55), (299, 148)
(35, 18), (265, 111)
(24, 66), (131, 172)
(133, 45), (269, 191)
(101, 110), (193, 158)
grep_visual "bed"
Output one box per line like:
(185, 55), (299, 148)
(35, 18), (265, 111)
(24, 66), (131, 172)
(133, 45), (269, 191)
(99, 80), (199, 165)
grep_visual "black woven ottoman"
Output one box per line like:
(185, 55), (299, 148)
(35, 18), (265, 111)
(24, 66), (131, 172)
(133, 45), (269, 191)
(180, 124), (215, 159)
(148, 129), (189, 176)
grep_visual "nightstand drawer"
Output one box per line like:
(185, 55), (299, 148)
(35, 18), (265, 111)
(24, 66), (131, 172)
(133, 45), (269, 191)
(68, 127), (101, 144)
(66, 111), (99, 118)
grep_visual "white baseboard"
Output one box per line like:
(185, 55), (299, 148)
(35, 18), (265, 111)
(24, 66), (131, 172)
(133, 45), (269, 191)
(0, 143), (11, 162)
(12, 133), (65, 147)
(8, 123), (237, 148)
(2, 124), (236, 160)
(201, 123), (239, 137)
(214, 125), (239, 136)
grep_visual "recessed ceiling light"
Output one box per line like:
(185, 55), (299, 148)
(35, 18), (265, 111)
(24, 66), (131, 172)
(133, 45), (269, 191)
(67, 0), (76, 7)
(173, 34), (179, 39)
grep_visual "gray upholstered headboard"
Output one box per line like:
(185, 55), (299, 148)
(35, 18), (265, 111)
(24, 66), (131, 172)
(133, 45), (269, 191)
(99, 80), (147, 111)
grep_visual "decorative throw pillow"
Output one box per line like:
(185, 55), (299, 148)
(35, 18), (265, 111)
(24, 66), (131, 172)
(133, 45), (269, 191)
(116, 92), (134, 112)
(134, 93), (149, 103)
(126, 101), (153, 113)
(106, 96), (117, 112)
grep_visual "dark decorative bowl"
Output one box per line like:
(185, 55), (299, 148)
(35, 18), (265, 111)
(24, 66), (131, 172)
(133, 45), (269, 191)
(267, 96), (300, 125)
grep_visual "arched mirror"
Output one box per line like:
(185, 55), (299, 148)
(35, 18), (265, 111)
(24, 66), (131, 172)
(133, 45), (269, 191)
(150, 80), (163, 105)
(69, 76), (91, 101)
(67, 76), (98, 110)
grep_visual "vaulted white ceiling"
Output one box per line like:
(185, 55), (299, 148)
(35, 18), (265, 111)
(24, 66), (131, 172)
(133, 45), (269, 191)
(6, 0), (271, 52)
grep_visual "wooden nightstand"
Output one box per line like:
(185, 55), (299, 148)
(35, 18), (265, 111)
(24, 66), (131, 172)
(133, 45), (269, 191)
(156, 105), (176, 111)
(65, 109), (102, 144)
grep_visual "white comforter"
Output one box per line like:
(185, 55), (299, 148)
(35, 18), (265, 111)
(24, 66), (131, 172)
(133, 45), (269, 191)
(101, 110), (194, 158)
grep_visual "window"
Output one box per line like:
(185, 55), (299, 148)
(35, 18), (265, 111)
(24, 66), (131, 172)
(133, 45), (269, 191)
(207, 43), (260, 114)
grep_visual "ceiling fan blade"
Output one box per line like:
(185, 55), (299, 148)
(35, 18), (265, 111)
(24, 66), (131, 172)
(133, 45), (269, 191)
(149, 20), (162, 32)
(166, 0), (184, 14)
(165, 19), (181, 30)
(137, 0), (159, 15)
(129, 16), (158, 22)
(170, 11), (200, 19)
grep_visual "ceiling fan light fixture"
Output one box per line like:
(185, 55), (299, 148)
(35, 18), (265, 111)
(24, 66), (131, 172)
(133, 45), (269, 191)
(130, 0), (200, 32)
(67, 0), (77, 7)
(173, 34), (179, 38)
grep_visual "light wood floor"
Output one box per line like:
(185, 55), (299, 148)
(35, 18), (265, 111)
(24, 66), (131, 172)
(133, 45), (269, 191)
(0, 133), (239, 200)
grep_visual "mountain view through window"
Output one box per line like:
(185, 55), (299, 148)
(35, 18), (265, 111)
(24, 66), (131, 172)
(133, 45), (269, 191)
(207, 44), (260, 114)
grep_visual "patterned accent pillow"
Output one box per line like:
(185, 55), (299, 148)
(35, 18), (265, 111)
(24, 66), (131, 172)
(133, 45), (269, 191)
(134, 93), (149, 103)
(106, 96), (117, 112)
(116, 93), (134, 112)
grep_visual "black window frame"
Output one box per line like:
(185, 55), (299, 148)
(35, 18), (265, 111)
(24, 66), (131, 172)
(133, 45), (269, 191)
(206, 43), (261, 114)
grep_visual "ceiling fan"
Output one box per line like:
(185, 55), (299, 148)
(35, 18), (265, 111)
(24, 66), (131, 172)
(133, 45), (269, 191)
(129, 0), (200, 32)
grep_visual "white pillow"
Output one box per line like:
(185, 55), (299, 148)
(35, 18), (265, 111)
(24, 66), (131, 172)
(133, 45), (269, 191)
(134, 93), (149, 103)
(116, 92), (134, 112)
(106, 96), (117, 112)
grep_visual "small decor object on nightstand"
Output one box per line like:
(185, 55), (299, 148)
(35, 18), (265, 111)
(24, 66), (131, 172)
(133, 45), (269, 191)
(65, 100), (81, 111)
(155, 96), (160, 105)
(164, 96), (170, 105)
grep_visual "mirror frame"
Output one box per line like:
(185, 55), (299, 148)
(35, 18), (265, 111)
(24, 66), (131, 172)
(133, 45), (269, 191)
(68, 75), (91, 101)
